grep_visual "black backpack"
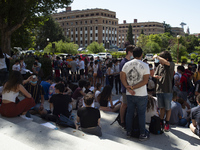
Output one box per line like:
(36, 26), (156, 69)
(110, 109), (140, 138)
(149, 115), (163, 135)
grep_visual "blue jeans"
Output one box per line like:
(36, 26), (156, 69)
(126, 95), (148, 135)
(157, 93), (172, 110)
(179, 118), (187, 127)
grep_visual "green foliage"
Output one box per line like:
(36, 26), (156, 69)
(126, 24), (134, 45)
(144, 41), (161, 54)
(170, 44), (188, 62)
(163, 21), (173, 35)
(136, 34), (148, 50)
(44, 40), (78, 55)
(86, 42), (105, 54)
(191, 53), (197, 60)
(111, 52), (126, 58)
(0, 0), (72, 54)
(35, 16), (66, 50)
(181, 56), (188, 63)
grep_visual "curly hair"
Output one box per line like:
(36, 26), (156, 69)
(3, 71), (23, 93)
(147, 95), (156, 112)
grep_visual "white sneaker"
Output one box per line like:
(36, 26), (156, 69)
(20, 115), (33, 121)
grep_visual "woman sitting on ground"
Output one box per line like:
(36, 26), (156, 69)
(76, 93), (102, 137)
(0, 71), (35, 120)
(145, 95), (159, 124)
(97, 85), (121, 112)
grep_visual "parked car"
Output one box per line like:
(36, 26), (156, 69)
(57, 53), (69, 59)
(87, 54), (101, 60)
(145, 54), (154, 61)
(76, 54), (86, 60)
(77, 47), (86, 52)
(97, 52), (112, 59)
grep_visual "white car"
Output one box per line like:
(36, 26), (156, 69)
(97, 52), (112, 59)
(87, 54), (101, 60)
(145, 54), (154, 61)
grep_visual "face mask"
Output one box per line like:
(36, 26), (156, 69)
(155, 58), (159, 63)
(130, 56), (133, 60)
(101, 87), (103, 92)
(30, 81), (37, 84)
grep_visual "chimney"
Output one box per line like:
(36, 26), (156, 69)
(134, 19), (137, 23)
(123, 20), (126, 24)
(66, 7), (71, 12)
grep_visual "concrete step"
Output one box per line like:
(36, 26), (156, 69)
(0, 117), (132, 150)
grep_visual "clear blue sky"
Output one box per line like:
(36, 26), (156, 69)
(58, 0), (199, 34)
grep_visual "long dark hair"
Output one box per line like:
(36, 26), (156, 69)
(0, 47), (4, 58)
(3, 71), (23, 93)
(147, 95), (156, 112)
(97, 85), (112, 103)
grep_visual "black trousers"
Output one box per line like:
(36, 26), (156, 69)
(108, 75), (114, 89)
(115, 75), (121, 93)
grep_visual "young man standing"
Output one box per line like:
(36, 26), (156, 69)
(121, 47), (150, 141)
(153, 51), (175, 132)
(119, 45), (134, 128)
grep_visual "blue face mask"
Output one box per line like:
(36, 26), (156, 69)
(30, 81), (37, 84)
(101, 87), (104, 92)
(155, 58), (159, 63)
(130, 56), (133, 60)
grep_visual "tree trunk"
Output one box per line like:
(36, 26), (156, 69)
(1, 29), (11, 55)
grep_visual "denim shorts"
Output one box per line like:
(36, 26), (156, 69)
(157, 93), (172, 110)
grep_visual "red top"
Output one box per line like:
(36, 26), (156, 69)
(180, 73), (188, 91)
(185, 69), (192, 78)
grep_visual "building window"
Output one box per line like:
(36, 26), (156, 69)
(103, 26), (104, 30)
(71, 22), (73, 25)
(103, 34), (104, 36)
(71, 16), (75, 18)
(75, 22), (78, 25)
(91, 13), (94, 16)
(90, 34), (92, 37)
(85, 27), (87, 30)
(81, 15), (84, 17)
(76, 28), (78, 31)
(109, 21), (111, 24)
(101, 13), (103, 16)
(90, 27), (92, 30)
(104, 14), (106, 16)
(90, 40), (93, 43)
(80, 21), (82, 24)
(76, 34), (78, 37)
(67, 16), (70, 19)
(80, 27), (82, 31)
(85, 40), (87, 44)
(95, 20), (98, 23)
(103, 20), (104, 23)
(80, 34), (82, 37)
(76, 15), (79, 18)
(86, 14), (89, 17)
(96, 13), (99, 15)
(90, 20), (92, 24)
(106, 20), (108, 24)
(85, 21), (87, 24)
(63, 17), (66, 19)
(108, 14), (110, 17)
(66, 22), (68, 25)
(85, 34), (87, 38)
(96, 33), (98, 37)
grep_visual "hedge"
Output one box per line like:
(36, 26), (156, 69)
(111, 52), (126, 58)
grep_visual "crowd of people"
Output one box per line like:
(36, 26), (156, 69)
(0, 46), (200, 141)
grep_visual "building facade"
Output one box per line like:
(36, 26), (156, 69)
(52, 7), (118, 47)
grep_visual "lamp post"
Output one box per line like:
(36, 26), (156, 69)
(106, 41), (110, 57)
(177, 35), (181, 64)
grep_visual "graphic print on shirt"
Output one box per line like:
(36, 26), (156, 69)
(125, 62), (144, 86)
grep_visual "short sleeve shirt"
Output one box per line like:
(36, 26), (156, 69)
(119, 58), (129, 93)
(180, 73), (188, 91)
(122, 59), (150, 96)
(169, 101), (183, 125)
(191, 105), (200, 131)
(77, 107), (100, 128)
(155, 62), (175, 93)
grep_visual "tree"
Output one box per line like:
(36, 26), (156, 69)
(86, 42), (105, 54)
(144, 41), (161, 54)
(35, 16), (66, 50)
(136, 34), (148, 50)
(140, 29), (144, 35)
(44, 40), (78, 55)
(126, 24), (134, 45)
(163, 21), (173, 35)
(170, 44), (188, 62)
(0, 0), (72, 54)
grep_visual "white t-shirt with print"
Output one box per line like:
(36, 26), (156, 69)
(122, 59), (150, 96)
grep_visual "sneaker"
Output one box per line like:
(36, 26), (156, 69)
(139, 133), (149, 141)
(164, 124), (170, 132)
(127, 131), (131, 138)
(160, 122), (164, 131)
(120, 122), (126, 129)
(20, 115), (33, 121)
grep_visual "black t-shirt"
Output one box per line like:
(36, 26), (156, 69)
(191, 105), (200, 131)
(77, 107), (100, 128)
(25, 83), (44, 104)
(49, 94), (72, 118)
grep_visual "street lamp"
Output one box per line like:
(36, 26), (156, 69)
(106, 41), (110, 56)
(177, 35), (181, 64)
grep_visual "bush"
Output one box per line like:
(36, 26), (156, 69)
(9, 57), (52, 80)
(111, 52), (126, 58)
(191, 53), (197, 61)
(86, 42), (105, 54)
(181, 56), (188, 63)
